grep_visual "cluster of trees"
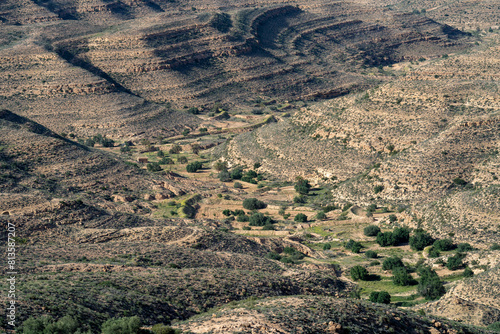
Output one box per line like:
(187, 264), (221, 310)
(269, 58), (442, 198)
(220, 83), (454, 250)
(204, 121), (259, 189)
(266, 247), (305, 264)
(214, 163), (263, 184)
(242, 198), (266, 210)
(376, 227), (410, 247)
(345, 239), (363, 253)
(22, 316), (181, 334)
(369, 291), (391, 304)
(84, 134), (115, 148)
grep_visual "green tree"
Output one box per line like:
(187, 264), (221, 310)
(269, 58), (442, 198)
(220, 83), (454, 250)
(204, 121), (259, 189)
(463, 267), (474, 278)
(159, 157), (174, 165)
(433, 239), (455, 251)
(316, 211), (326, 220)
(369, 291), (391, 304)
(101, 316), (142, 334)
(345, 239), (363, 253)
(418, 266), (445, 300)
(242, 198), (266, 210)
(392, 267), (415, 286)
(218, 170), (232, 182)
(350, 265), (368, 281)
(392, 227), (410, 245)
(23, 315), (91, 334)
(169, 144), (182, 154)
(410, 231), (434, 251)
(147, 162), (162, 172)
(428, 247), (440, 258)
(151, 324), (182, 334)
(382, 257), (404, 271)
(364, 225), (381, 237)
(294, 177), (311, 195)
(186, 161), (202, 173)
(249, 212), (272, 226)
(388, 214), (397, 223)
(177, 156), (188, 164)
(294, 213), (307, 222)
(365, 250), (377, 259)
(213, 161), (227, 171)
(456, 243), (473, 252)
(230, 168), (243, 180)
(446, 253), (465, 270)
(376, 231), (393, 247)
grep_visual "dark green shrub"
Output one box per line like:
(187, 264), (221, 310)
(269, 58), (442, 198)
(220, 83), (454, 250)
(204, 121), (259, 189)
(293, 195), (306, 204)
(233, 181), (243, 189)
(266, 252), (281, 261)
(159, 157), (174, 165)
(369, 291), (391, 304)
(222, 209), (232, 216)
(491, 243), (500, 251)
(456, 243), (473, 252)
(373, 185), (384, 193)
(463, 267), (474, 278)
(323, 243), (331, 250)
(262, 224), (275, 230)
(230, 168), (243, 180)
(187, 107), (200, 115)
(418, 266), (445, 300)
(365, 250), (377, 258)
(151, 324), (182, 334)
(388, 214), (397, 223)
(392, 227), (410, 245)
(177, 156), (188, 164)
(428, 247), (440, 258)
(433, 239), (455, 251)
(237, 214), (249, 222)
(147, 162), (162, 172)
(186, 161), (202, 173)
(218, 170), (232, 182)
(392, 267), (415, 286)
(364, 225), (381, 237)
(294, 213), (307, 222)
(376, 231), (394, 247)
(169, 144), (182, 154)
(350, 265), (368, 281)
(446, 253), (465, 270)
(453, 177), (467, 185)
(382, 257), (404, 271)
(85, 138), (95, 147)
(242, 198), (266, 210)
(249, 212), (272, 226)
(316, 211), (326, 220)
(410, 231), (434, 251)
(294, 177), (311, 195)
(345, 239), (363, 253)
(23, 316), (82, 334)
(245, 170), (258, 178)
(101, 316), (142, 334)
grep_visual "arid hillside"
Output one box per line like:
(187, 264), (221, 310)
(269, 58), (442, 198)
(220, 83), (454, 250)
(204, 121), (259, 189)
(0, 0), (474, 139)
(1, 0), (500, 333)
